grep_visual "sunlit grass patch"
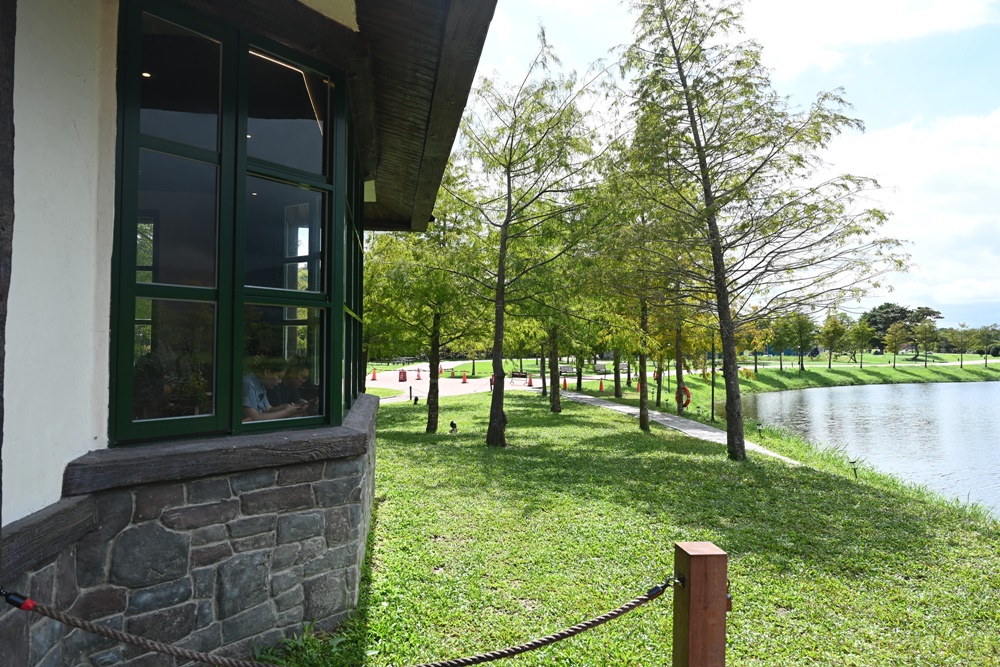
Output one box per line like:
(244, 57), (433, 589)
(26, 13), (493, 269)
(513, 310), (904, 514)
(266, 392), (1000, 667)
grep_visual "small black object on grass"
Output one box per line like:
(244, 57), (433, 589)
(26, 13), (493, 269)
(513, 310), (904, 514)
(449, 420), (457, 434)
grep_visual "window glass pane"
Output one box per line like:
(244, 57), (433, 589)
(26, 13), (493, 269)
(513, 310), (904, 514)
(138, 150), (218, 287)
(247, 51), (328, 174)
(243, 305), (325, 422)
(244, 177), (323, 291)
(133, 299), (215, 421)
(140, 14), (220, 151)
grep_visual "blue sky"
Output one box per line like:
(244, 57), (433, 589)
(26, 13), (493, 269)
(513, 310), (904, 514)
(477, 0), (1000, 327)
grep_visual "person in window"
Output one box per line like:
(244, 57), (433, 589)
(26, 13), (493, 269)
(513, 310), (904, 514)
(242, 357), (308, 421)
(267, 357), (310, 407)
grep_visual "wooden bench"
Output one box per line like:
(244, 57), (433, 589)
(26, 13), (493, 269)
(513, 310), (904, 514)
(558, 364), (574, 376)
(594, 362), (610, 374)
(510, 370), (528, 384)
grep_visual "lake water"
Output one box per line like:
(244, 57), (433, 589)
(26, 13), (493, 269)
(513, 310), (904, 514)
(741, 382), (1000, 516)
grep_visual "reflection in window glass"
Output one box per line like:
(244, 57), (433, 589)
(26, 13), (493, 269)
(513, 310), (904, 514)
(138, 150), (218, 287)
(140, 13), (220, 150)
(244, 177), (323, 291)
(133, 299), (215, 421)
(242, 305), (324, 422)
(247, 51), (328, 174)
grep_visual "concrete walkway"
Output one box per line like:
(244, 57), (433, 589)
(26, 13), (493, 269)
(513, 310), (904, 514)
(559, 391), (800, 465)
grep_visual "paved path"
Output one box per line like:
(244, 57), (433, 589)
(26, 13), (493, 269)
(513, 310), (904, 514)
(559, 391), (799, 465)
(366, 364), (799, 465)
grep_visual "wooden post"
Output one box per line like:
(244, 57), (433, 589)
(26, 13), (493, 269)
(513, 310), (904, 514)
(673, 542), (728, 667)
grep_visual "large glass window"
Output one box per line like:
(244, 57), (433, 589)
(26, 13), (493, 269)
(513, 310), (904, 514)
(112, 0), (362, 444)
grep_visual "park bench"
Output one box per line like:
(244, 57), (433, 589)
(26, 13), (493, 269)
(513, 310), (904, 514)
(594, 362), (610, 374)
(510, 370), (528, 384)
(558, 364), (575, 376)
(618, 362), (629, 372)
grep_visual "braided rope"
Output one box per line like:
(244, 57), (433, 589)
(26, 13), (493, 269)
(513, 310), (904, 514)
(408, 581), (673, 667)
(8, 579), (673, 667)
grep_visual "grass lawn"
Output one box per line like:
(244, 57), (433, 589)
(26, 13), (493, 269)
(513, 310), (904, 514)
(263, 392), (1000, 667)
(363, 387), (404, 399)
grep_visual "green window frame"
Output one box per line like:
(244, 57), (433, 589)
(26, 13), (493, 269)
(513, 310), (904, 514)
(110, 0), (363, 445)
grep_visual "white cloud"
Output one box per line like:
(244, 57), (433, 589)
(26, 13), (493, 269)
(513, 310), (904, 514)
(742, 0), (1000, 80)
(822, 108), (1000, 315)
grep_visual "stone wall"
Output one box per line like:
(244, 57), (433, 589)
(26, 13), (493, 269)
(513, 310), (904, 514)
(0, 394), (377, 666)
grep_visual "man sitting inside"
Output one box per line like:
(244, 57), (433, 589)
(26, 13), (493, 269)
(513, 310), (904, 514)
(242, 357), (309, 422)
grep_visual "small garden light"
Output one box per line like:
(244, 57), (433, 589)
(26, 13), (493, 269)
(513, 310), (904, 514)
(757, 422), (763, 438)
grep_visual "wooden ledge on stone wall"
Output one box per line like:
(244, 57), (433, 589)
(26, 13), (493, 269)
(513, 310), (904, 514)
(1, 496), (97, 579)
(63, 393), (379, 497)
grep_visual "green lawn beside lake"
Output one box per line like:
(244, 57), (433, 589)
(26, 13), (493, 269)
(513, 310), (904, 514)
(262, 392), (1000, 667)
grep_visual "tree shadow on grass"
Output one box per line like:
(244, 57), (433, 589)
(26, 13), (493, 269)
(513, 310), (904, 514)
(340, 392), (1000, 664)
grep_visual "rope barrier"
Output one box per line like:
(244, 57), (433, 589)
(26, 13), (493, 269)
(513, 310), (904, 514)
(3, 578), (674, 666)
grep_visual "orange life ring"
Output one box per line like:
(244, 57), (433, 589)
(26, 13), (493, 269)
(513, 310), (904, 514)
(675, 385), (691, 408)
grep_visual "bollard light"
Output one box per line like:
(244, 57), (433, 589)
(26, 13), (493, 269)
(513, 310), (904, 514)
(756, 423), (763, 438)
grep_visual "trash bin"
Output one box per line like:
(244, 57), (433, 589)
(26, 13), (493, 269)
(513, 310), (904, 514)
(398, 369), (407, 382)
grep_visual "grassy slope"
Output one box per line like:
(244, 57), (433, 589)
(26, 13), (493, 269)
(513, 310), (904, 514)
(265, 392), (1000, 667)
(571, 362), (1000, 419)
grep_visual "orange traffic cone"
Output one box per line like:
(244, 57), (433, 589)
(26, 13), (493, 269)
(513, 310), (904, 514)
(562, 377), (567, 390)
(417, 367), (421, 380)
(637, 381), (641, 392)
(527, 374), (533, 387)
(599, 379), (604, 392)
(462, 371), (467, 384)
(439, 364), (443, 376)
(371, 367), (377, 381)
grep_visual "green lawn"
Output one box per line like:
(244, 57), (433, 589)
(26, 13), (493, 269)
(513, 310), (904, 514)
(263, 392), (1000, 667)
(363, 387), (404, 399)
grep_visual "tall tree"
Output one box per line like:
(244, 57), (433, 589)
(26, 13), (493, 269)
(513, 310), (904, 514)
(364, 192), (486, 433)
(849, 320), (875, 370)
(818, 311), (850, 369)
(952, 323), (974, 369)
(883, 321), (908, 369)
(913, 319), (939, 368)
(860, 302), (911, 350)
(624, 0), (903, 459)
(978, 324), (999, 366)
(450, 37), (603, 447)
(786, 311), (817, 372)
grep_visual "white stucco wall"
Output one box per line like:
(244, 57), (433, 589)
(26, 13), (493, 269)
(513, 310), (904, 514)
(3, 0), (118, 525)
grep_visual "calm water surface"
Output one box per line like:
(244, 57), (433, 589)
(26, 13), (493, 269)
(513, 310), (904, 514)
(741, 382), (1000, 516)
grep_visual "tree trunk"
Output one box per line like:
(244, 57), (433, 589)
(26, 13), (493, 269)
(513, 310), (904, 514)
(575, 359), (583, 391)
(486, 214), (511, 447)
(674, 322), (685, 416)
(860, 348), (864, 369)
(426, 313), (441, 433)
(639, 299), (649, 431)
(778, 351), (783, 371)
(613, 349), (623, 398)
(472, 358), (476, 375)
(828, 349), (833, 370)
(540, 348), (547, 396)
(753, 350), (758, 375)
(548, 327), (561, 413)
(626, 358), (632, 386)
(666, 10), (744, 458)
(655, 354), (663, 408)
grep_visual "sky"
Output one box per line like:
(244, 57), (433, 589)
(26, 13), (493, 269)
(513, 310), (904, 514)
(475, 0), (1000, 328)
